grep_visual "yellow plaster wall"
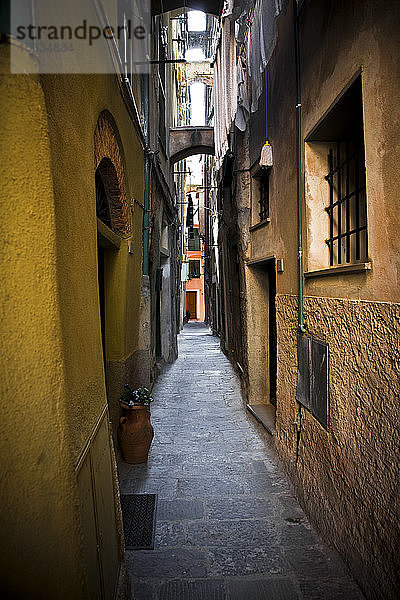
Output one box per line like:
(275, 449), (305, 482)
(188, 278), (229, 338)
(1, 30), (145, 600)
(40, 71), (144, 458)
(0, 45), (87, 599)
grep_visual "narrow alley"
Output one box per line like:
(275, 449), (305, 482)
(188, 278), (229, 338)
(1, 1), (400, 599)
(118, 324), (364, 600)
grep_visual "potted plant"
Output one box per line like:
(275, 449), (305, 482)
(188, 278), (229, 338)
(117, 385), (154, 464)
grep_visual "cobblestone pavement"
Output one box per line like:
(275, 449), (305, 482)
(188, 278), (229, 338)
(118, 323), (365, 600)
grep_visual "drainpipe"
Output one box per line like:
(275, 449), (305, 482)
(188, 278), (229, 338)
(142, 74), (150, 276)
(293, 0), (306, 333)
(143, 158), (150, 276)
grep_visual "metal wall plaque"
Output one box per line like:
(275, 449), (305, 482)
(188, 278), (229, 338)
(311, 339), (329, 430)
(296, 333), (311, 410)
(296, 334), (330, 431)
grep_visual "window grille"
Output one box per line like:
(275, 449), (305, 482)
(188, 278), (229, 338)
(188, 238), (201, 251)
(325, 141), (367, 266)
(95, 169), (112, 229)
(258, 171), (270, 222)
(188, 229), (201, 251)
(189, 260), (201, 278)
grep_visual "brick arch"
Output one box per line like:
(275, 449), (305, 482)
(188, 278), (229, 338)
(94, 111), (130, 235)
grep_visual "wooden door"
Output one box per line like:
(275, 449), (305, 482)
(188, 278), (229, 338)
(77, 413), (120, 600)
(186, 291), (197, 320)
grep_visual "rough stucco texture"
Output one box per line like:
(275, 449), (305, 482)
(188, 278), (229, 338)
(0, 49), (86, 599)
(40, 72), (144, 458)
(275, 293), (400, 600)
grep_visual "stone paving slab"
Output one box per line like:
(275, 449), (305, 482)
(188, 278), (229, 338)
(119, 323), (365, 600)
(298, 579), (366, 600)
(122, 477), (179, 499)
(154, 522), (186, 547)
(186, 519), (279, 548)
(206, 546), (286, 577)
(226, 578), (301, 600)
(204, 497), (275, 520)
(128, 548), (207, 578)
(177, 477), (247, 498)
(157, 499), (204, 521)
(158, 579), (226, 599)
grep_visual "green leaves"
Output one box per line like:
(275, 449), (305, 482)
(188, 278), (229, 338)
(119, 384), (153, 407)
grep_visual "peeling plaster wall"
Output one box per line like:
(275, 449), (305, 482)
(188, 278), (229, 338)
(275, 294), (400, 600)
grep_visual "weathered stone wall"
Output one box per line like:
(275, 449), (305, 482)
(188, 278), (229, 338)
(275, 293), (400, 600)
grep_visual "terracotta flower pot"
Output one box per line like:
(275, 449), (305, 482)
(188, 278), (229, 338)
(118, 404), (154, 464)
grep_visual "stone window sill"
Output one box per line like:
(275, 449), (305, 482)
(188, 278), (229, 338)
(97, 218), (122, 250)
(304, 262), (372, 279)
(249, 219), (270, 232)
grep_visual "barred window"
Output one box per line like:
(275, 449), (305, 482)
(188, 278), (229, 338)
(251, 167), (270, 227)
(188, 229), (201, 251)
(305, 75), (368, 271)
(258, 170), (270, 222)
(189, 260), (201, 278)
(325, 141), (367, 266)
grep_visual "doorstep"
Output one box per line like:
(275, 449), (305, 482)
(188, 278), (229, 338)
(246, 403), (276, 435)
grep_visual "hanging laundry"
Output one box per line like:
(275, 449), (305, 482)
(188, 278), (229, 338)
(214, 0), (288, 164)
(213, 14), (238, 169)
(260, 0), (275, 70)
(250, 0), (263, 112)
(234, 0), (254, 45)
(249, 0), (288, 112)
(235, 55), (250, 131)
(222, 0), (234, 18)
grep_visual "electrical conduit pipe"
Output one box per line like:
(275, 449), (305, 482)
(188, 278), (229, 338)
(142, 74), (150, 276)
(293, 0), (306, 333)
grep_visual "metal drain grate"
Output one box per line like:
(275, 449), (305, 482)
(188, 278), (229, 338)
(120, 494), (158, 550)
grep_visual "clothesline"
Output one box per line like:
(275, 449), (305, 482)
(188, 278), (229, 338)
(213, 0), (287, 168)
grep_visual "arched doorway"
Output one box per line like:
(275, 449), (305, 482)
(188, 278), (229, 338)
(94, 113), (131, 438)
(95, 162), (113, 372)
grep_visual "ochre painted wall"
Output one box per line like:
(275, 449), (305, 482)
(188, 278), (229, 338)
(247, 0), (400, 304)
(40, 71), (144, 458)
(1, 27), (145, 598)
(0, 45), (87, 599)
(186, 249), (205, 321)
